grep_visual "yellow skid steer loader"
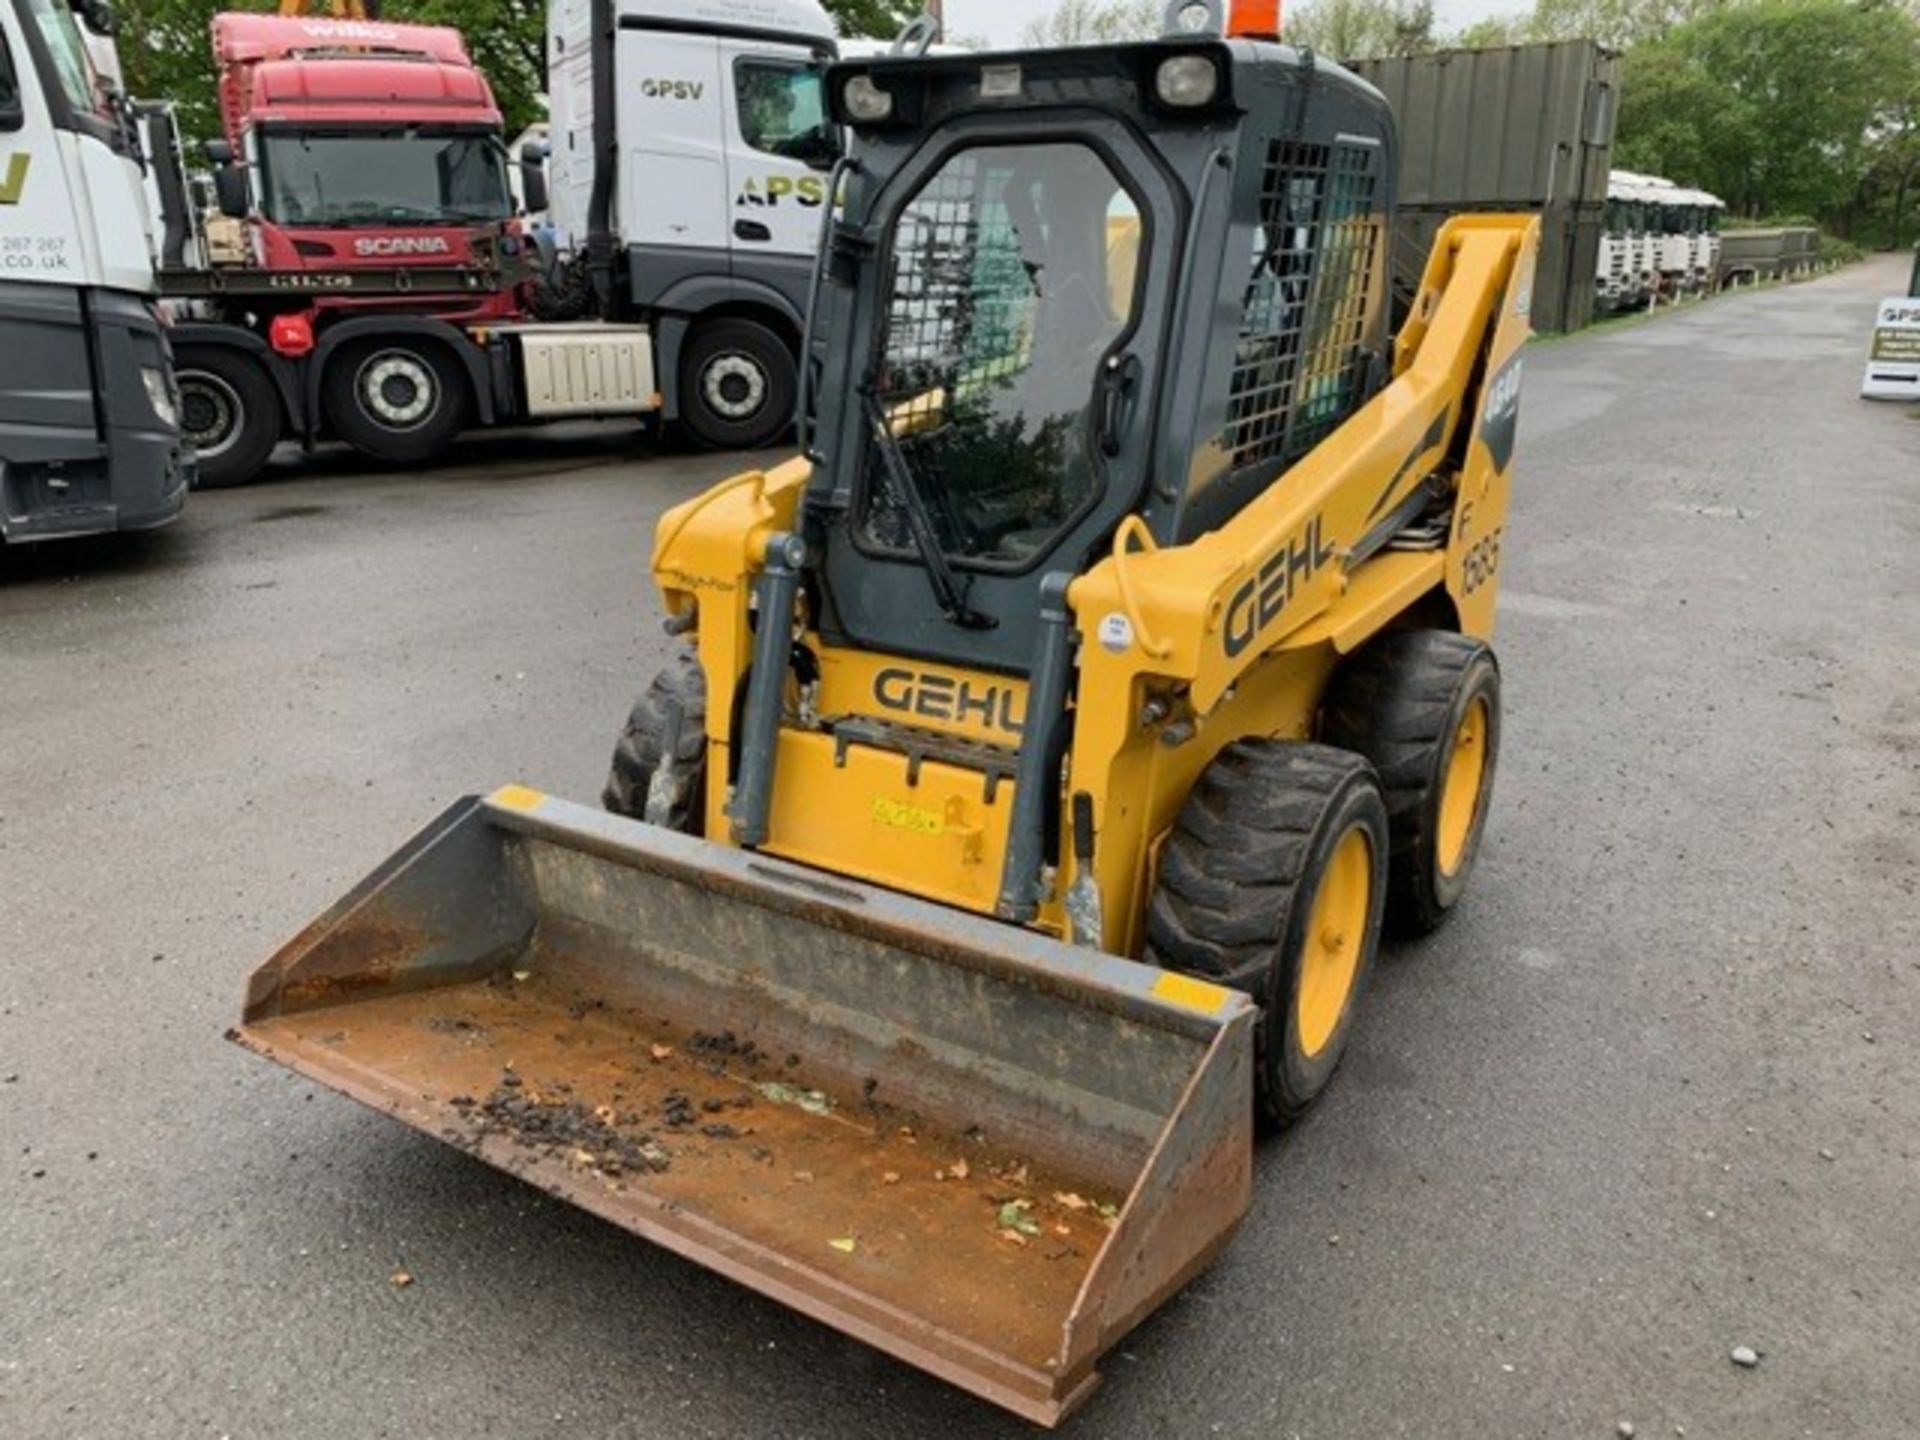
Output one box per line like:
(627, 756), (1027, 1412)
(232, 0), (1538, 1423)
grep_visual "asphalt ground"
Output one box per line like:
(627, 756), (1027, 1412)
(2, 254), (1916, 1439)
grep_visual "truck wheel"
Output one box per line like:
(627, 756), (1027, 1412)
(1145, 741), (1389, 1131)
(678, 318), (795, 451)
(603, 645), (707, 834)
(175, 347), (281, 489)
(322, 338), (469, 465)
(1320, 630), (1501, 936)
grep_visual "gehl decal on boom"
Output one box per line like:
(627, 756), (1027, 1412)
(1223, 514), (1335, 659)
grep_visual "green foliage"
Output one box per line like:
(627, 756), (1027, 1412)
(1452, 15), (1524, 47)
(1614, 0), (1918, 233)
(115, 0), (915, 150)
(116, 0), (227, 145)
(1285, 0), (1435, 58)
(1430, 0), (1920, 246)
(1019, 0), (1164, 46)
(402, 0), (545, 135)
(820, 0), (921, 40)
(1521, 0), (1700, 49)
(115, 0), (545, 144)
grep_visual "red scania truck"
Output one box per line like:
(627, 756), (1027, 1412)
(153, 1), (844, 487)
(157, 12), (542, 485)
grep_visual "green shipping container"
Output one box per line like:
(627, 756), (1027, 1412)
(1349, 42), (1619, 330)
(1350, 42), (1620, 209)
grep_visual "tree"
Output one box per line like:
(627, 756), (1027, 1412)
(821, 0), (921, 41)
(116, 0), (546, 142)
(1613, 0), (1917, 222)
(1284, 0), (1435, 60)
(116, 0), (919, 149)
(1453, 15), (1526, 47)
(1020, 0), (1164, 46)
(1521, 0), (1699, 50)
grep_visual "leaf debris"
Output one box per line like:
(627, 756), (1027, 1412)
(997, 1200), (1041, 1237)
(757, 1081), (833, 1116)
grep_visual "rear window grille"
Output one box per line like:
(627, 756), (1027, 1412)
(1224, 139), (1380, 474)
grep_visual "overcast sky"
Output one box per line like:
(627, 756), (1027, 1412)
(941, 0), (1519, 47)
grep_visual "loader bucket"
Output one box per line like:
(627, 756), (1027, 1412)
(231, 788), (1255, 1425)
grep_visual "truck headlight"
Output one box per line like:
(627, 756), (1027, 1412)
(1155, 54), (1221, 108)
(843, 73), (893, 122)
(141, 366), (177, 428)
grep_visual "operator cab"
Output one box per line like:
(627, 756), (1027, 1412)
(799, 2), (1395, 673)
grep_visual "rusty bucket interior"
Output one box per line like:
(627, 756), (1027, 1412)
(231, 788), (1254, 1425)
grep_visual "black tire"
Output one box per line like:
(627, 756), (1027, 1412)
(1320, 630), (1501, 936)
(677, 318), (795, 451)
(526, 254), (595, 323)
(1146, 741), (1389, 1131)
(603, 646), (708, 834)
(321, 337), (470, 465)
(174, 346), (282, 489)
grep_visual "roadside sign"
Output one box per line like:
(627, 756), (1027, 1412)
(1861, 297), (1920, 400)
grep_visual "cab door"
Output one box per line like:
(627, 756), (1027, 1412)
(613, 27), (727, 252)
(719, 42), (835, 264)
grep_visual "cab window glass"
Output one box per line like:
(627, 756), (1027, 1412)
(735, 60), (834, 167)
(859, 141), (1144, 568)
(23, 0), (97, 117)
(0, 33), (21, 130)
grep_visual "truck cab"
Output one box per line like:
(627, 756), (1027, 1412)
(208, 13), (514, 279)
(155, 0), (846, 488)
(0, 0), (189, 540)
(547, 0), (840, 447)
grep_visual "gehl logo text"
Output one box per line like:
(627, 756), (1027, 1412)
(872, 667), (1025, 737)
(1223, 514), (1335, 659)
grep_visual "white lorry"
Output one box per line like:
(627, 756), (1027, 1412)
(0, 0), (187, 539)
(542, 0), (841, 447)
(1645, 177), (1723, 296)
(1599, 169), (1725, 310)
(1597, 170), (1658, 312)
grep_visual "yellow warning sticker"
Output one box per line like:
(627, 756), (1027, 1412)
(1150, 971), (1233, 1015)
(871, 795), (944, 835)
(489, 784), (547, 812)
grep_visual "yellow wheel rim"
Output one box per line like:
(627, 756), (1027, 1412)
(1296, 826), (1373, 1059)
(1436, 695), (1489, 877)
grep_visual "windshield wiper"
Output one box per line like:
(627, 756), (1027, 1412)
(861, 391), (993, 630)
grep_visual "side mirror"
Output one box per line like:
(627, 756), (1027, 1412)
(203, 138), (231, 165)
(213, 164), (249, 219)
(518, 140), (548, 215)
(795, 129), (841, 173)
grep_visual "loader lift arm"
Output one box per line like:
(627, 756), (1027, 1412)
(1060, 214), (1537, 955)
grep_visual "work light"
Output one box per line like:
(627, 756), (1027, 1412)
(843, 72), (894, 122)
(1155, 54), (1220, 107)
